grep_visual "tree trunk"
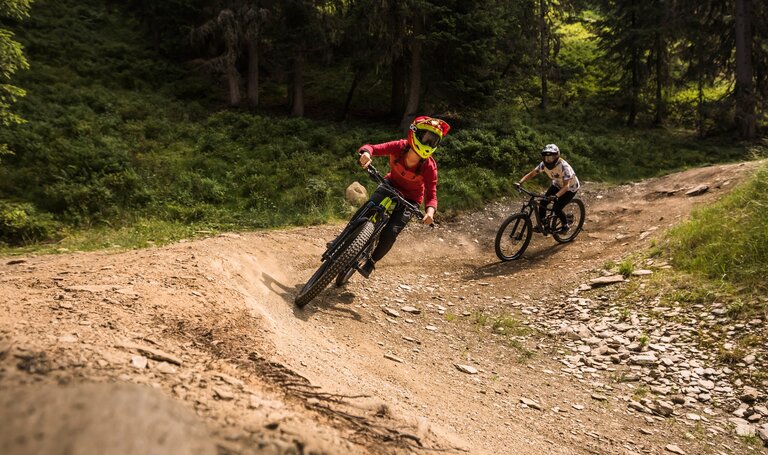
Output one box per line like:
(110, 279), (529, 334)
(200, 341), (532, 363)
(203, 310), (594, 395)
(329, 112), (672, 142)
(246, 39), (259, 108)
(539, 0), (549, 109)
(735, 0), (756, 139)
(226, 62), (241, 106)
(340, 69), (361, 122)
(400, 16), (423, 130)
(654, 33), (665, 126)
(148, 0), (161, 53)
(697, 75), (704, 138)
(627, 12), (638, 127)
(391, 55), (406, 117)
(291, 47), (304, 117)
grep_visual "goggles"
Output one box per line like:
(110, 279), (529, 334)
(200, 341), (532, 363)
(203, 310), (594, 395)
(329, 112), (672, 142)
(417, 130), (441, 148)
(542, 154), (559, 164)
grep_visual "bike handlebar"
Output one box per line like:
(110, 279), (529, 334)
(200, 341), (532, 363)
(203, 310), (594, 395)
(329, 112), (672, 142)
(514, 183), (549, 201)
(366, 164), (428, 223)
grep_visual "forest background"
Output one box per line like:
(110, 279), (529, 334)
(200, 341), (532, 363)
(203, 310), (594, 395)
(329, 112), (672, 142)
(0, 0), (766, 252)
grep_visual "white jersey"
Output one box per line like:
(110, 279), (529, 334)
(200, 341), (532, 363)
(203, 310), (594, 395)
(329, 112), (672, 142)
(536, 159), (580, 192)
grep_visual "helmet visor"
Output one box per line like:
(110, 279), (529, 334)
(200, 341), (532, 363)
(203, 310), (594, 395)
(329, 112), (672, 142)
(542, 154), (558, 164)
(417, 130), (441, 148)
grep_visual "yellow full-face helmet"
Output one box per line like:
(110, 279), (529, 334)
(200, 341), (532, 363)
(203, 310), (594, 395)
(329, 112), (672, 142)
(408, 116), (451, 159)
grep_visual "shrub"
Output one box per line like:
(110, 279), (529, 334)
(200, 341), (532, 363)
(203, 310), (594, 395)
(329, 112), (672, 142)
(0, 201), (60, 245)
(618, 259), (635, 277)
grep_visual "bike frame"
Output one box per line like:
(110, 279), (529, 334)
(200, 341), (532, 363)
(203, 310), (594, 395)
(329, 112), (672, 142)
(321, 166), (421, 262)
(516, 187), (554, 234)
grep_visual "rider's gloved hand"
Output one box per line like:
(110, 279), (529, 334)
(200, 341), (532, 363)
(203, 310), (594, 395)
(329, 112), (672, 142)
(514, 182), (522, 191)
(359, 151), (372, 168)
(423, 207), (435, 225)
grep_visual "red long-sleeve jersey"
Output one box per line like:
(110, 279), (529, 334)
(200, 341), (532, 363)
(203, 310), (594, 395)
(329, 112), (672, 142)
(358, 139), (438, 210)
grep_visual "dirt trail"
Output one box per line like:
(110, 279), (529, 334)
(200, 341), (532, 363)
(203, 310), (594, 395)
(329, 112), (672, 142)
(1, 161), (766, 455)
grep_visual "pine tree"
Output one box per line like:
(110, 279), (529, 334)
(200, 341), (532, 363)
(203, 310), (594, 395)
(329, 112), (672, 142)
(0, 0), (32, 157)
(594, 0), (662, 126)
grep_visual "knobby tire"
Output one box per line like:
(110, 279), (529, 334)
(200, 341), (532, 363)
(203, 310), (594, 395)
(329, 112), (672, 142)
(494, 213), (532, 261)
(295, 221), (375, 307)
(335, 261), (357, 287)
(552, 198), (585, 244)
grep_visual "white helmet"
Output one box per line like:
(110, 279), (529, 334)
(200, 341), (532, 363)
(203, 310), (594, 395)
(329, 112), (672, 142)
(541, 144), (561, 170)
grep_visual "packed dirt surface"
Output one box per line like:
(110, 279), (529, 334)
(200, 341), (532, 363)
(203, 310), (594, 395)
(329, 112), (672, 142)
(1, 161), (766, 455)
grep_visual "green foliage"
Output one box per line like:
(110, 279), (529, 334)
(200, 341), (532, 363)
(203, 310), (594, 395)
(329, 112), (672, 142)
(473, 311), (489, 327)
(0, 0), (762, 253)
(618, 259), (634, 277)
(0, 0), (32, 154)
(618, 307), (631, 322)
(0, 199), (59, 245)
(551, 20), (604, 105)
(491, 315), (530, 337)
(666, 162), (768, 292)
(0, 0), (32, 20)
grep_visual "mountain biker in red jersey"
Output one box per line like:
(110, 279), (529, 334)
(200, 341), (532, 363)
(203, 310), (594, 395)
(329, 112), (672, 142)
(356, 116), (451, 278)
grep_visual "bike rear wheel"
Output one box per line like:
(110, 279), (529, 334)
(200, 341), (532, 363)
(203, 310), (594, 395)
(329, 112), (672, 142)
(552, 198), (585, 244)
(295, 221), (375, 307)
(494, 213), (532, 261)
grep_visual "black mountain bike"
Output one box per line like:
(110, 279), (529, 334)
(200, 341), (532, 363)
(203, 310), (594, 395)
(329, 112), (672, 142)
(295, 165), (426, 307)
(494, 183), (585, 261)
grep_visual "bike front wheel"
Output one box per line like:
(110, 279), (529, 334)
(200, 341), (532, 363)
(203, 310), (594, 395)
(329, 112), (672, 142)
(552, 198), (585, 244)
(335, 261), (358, 287)
(494, 213), (532, 261)
(295, 221), (375, 307)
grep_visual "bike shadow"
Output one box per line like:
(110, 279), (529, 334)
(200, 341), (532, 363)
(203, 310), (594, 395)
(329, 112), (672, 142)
(292, 287), (363, 322)
(260, 273), (362, 322)
(462, 242), (568, 281)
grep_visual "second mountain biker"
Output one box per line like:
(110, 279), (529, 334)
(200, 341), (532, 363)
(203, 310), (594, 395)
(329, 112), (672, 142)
(356, 116), (451, 277)
(516, 143), (581, 234)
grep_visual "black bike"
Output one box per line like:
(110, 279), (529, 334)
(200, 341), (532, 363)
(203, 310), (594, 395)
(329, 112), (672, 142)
(295, 165), (425, 307)
(494, 184), (585, 261)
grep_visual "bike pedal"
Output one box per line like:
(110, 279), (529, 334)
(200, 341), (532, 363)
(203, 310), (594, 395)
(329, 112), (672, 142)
(358, 259), (375, 278)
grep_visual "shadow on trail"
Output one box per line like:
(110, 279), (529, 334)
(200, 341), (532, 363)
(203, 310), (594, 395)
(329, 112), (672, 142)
(261, 272), (299, 301)
(462, 242), (568, 281)
(261, 272), (363, 322)
(293, 288), (363, 322)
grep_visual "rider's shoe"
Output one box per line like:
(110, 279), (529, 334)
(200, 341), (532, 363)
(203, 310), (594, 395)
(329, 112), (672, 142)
(532, 225), (543, 233)
(359, 259), (375, 278)
(556, 223), (570, 234)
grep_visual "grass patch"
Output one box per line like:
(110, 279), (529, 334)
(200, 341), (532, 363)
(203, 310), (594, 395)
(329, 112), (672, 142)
(618, 259), (635, 278)
(618, 307), (631, 322)
(0, 219), (207, 255)
(507, 339), (535, 363)
(637, 333), (649, 348)
(473, 311), (489, 328)
(665, 162), (768, 293)
(492, 315), (530, 336)
(717, 346), (748, 365)
(631, 386), (649, 401)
